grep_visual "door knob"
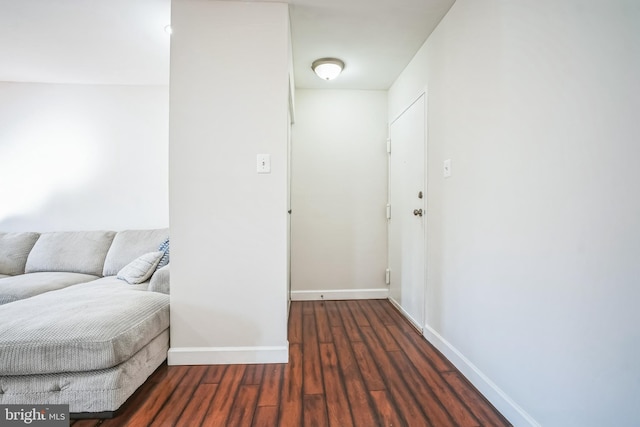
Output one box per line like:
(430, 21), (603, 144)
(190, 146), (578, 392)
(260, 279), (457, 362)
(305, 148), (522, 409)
(413, 209), (423, 217)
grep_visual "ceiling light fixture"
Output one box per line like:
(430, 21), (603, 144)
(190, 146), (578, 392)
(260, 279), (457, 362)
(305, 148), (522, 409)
(312, 58), (344, 81)
(164, 25), (173, 35)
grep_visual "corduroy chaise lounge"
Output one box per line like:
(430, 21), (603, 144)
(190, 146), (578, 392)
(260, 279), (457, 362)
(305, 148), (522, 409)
(0, 229), (170, 417)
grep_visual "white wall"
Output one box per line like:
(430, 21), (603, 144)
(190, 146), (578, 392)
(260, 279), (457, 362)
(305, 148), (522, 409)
(0, 82), (169, 232)
(389, 0), (640, 425)
(169, 0), (290, 364)
(290, 90), (388, 300)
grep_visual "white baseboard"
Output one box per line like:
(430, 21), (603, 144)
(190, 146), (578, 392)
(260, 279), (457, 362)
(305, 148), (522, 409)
(422, 324), (539, 427)
(388, 297), (423, 332)
(168, 345), (289, 365)
(290, 288), (388, 301)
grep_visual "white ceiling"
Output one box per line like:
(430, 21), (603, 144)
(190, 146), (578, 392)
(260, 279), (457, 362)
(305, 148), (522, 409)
(0, 0), (171, 86)
(289, 0), (455, 89)
(0, 0), (454, 90)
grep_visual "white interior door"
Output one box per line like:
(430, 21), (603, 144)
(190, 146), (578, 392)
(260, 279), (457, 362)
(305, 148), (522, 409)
(287, 87), (293, 309)
(388, 94), (426, 330)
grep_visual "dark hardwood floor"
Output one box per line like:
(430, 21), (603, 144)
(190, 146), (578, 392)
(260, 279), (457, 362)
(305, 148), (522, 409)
(72, 300), (511, 426)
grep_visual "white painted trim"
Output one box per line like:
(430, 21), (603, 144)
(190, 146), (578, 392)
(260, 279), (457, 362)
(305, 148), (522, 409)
(423, 324), (540, 427)
(168, 345), (289, 365)
(290, 288), (388, 301)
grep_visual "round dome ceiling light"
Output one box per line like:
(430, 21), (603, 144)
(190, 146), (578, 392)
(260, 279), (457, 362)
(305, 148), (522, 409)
(312, 58), (345, 81)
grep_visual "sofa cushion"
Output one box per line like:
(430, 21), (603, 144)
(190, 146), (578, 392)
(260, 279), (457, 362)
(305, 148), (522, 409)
(149, 264), (170, 294)
(117, 251), (163, 284)
(102, 228), (169, 277)
(0, 232), (40, 276)
(25, 231), (115, 276)
(0, 272), (99, 305)
(0, 280), (169, 375)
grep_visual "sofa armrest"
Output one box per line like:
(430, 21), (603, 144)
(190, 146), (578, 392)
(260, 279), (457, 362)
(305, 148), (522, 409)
(149, 264), (170, 294)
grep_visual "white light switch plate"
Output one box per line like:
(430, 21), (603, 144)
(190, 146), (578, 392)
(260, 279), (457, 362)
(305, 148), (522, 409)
(443, 159), (451, 178)
(257, 154), (271, 174)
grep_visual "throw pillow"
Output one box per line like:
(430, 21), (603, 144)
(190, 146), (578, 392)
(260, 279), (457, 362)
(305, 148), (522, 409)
(117, 251), (164, 284)
(157, 238), (170, 269)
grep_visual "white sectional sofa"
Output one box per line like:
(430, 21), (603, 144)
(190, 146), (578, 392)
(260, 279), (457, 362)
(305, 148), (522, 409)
(0, 229), (170, 417)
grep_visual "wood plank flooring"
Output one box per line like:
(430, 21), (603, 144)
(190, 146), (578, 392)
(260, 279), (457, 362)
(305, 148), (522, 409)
(72, 300), (511, 426)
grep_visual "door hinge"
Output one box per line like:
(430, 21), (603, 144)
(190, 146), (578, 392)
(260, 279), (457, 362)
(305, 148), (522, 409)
(385, 268), (391, 285)
(386, 204), (391, 219)
(386, 138), (391, 154)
